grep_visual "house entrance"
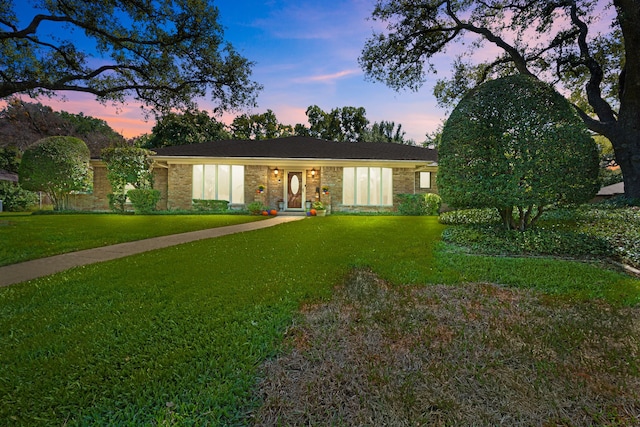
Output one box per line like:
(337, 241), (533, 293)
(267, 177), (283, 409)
(287, 171), (303, 209)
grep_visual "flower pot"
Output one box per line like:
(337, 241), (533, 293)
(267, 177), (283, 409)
(316, 209), (326, 217)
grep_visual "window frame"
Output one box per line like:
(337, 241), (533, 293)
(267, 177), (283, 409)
(342, 166), (393, 206)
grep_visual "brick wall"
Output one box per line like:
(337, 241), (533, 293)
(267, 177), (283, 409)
(167, 164), (192, 210)
(154, 167), (168, 210)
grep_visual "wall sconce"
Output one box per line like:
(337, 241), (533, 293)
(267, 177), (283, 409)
(311, 168), (316, 177)
(274, 167), (279, 176)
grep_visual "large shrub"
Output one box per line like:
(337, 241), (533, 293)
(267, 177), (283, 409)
(101, 144), (156, 213)
(0, 182), (38, 211)
(396, 193), (442, 215)
(438, 75), (600, 230)
(127, 188), (161, 214)
(18, 136), (90, 210)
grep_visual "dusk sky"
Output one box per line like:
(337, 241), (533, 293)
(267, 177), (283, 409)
(10, 0), (614, 142)
(12, 0), (450, 142)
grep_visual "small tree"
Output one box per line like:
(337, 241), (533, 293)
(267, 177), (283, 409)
(19, 136), (90, 210)
(438, 75), (600, 230)
(101, 144), (156, 212)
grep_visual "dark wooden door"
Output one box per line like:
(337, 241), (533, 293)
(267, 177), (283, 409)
(287, 172), (302, 208)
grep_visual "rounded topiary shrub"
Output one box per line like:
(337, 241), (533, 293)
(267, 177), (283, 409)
(437, 74), (600, 230)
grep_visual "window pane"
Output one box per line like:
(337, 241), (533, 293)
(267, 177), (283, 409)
(203, 165), (216, 200)
(343, 167), (354, 204)
(192, 165), (204, 199)
(382, 168), (393, 205)
(356, 167), (368, 205)
(420, 171), (431, 188)
(218, 164), (230, 201)
(369, 168), (381, 205)
(231, 165), (244, 204)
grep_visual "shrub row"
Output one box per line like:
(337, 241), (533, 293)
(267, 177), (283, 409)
(396, 193), (442, 216)
(440, 205), (640, 268)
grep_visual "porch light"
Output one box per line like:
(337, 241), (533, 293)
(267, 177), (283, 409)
(274, 167), (279, 176)
(311, 168), (316, 177)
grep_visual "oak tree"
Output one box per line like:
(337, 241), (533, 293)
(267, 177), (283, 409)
(360, 0), (640, 198)
(1, 0), (261, 114)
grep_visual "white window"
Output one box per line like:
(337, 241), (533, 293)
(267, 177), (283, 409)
(192, 164), (244, 203)
(343, 167), (393, 206)
(419, 171), (431, 189)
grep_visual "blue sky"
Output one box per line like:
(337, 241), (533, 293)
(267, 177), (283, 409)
(12, 0), (448, 142)
(213, 0), (446, 142)
(11, 1), (614, 142)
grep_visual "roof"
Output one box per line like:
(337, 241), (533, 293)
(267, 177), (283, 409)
(152, 136), (438, 162)
(0, 170), (18, 183)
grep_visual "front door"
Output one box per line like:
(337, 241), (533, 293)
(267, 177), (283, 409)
(287, 171), (303, 209)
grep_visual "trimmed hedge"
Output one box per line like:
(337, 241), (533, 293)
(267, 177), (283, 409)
(127, 188), (161, 214)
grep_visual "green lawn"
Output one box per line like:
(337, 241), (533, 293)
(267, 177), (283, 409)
(0, 213), (265, 266)
(1, 216), (639, 425)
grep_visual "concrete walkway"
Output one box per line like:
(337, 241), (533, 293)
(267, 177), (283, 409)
(0, 216), (305, 287)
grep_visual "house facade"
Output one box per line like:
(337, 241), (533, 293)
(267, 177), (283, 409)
(88, 136), (438, 213)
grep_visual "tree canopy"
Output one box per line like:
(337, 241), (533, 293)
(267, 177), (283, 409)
(438, 75), (600, 230)
(0, 0), (261, 114)
(360, 0), (640, 198)
(19, 136), (90, 210)
(230, 109), (293, 140)
(0, 98), (125, 156)
(144, 110), (230, 148)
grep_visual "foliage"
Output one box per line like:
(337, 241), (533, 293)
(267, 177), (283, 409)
(301, 105), (369, 142)
(0, 98), (125, 157)
(101, 144), (155, 213)
(440, 205), (640, 269)
(0, 181), (38, 211)
(1, 217), (639, 424)
(362, 120), (412, 144)
(126, 188), (161, 214)
(438, 75), (600, 230)
(396, 193), (441, 215)
(231, 109), (293, 140)
(359, 0), (640, 199)
(247, 201), (266, 215)
(144, 110), (231, 148)
(439, 208), (501, 226)
(442, 225), (614, 259)
(192, 199), (230, 212)
(0, 1), (261, 114)
(18, 136), (90, 210)
(0, 146), (19, 173)
(312, 200), (325, 210)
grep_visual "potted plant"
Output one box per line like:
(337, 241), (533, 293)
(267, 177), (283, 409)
(312, 200), (327, 216)
(257, 185), (265, 194)
(322, 185), (329, 195)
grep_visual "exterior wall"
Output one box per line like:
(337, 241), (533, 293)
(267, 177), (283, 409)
(154, 167), (169, 210)
(414, 166), (439, 194)
(245, 165), (268, 208)
(319, 166), (341, 213)
(82, 164), (111, 211)
(167, 164), (192, 210)
(82, 159), (439, 213)
(324, 166), (420, 214)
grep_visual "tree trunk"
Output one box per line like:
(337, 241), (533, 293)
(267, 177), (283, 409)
(609, 129), (640, 199)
